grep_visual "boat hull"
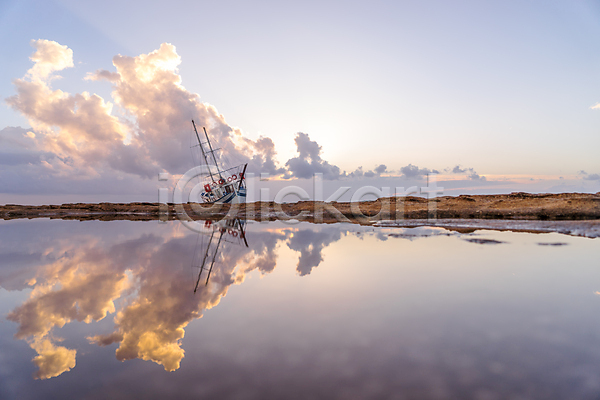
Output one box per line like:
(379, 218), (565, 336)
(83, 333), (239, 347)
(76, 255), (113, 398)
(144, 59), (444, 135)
(214, 190), (246, 204)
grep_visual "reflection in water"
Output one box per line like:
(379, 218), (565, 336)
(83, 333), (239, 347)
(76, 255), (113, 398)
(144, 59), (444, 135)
(1, 220), (359, 379)
(6, 230), (139, 379)
(288, 228), (343, 276)
(193, 219), (248, 292)
(2, 220), (598, 399)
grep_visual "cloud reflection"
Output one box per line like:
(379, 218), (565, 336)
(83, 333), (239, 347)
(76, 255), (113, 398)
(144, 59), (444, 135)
(30, 338), (76, 380)
(287, 228), (344, 276)
(2, 221), (363, 378)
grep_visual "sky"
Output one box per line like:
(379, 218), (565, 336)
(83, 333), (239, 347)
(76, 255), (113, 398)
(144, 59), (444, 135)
(1, 0), (600, 204)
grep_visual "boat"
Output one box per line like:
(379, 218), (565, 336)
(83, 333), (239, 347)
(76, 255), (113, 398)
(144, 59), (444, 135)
(191, 120), (247, 204)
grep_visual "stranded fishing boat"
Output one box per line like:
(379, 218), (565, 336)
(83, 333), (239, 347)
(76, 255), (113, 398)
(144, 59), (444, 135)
(191, 120), (247, 204)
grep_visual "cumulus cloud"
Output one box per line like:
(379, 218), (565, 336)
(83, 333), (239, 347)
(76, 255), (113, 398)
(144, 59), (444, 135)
(591, 103), (600, 110)
(579, 170), (600, 180)
(467, 171), (486, 181)
(82, 43), (299, 178)
(0, 126), (53, 168)
(6, 40), (140, 178)
(347, 164), (388, 179)
(399, 164), (438, 179)
(374, 164), (387, 174)
(27, 39), (74, 81)
(284, 132), (342, 179)
(5, 40), (287, 188)
(449, 165), (486, 181)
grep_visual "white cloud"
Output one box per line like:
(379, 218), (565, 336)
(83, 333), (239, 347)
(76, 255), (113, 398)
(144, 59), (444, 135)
(5, 41), (289, 188)
(284, 132), (341, 179)
(86, 42), (285, 177)
(27, 39), (73, 81)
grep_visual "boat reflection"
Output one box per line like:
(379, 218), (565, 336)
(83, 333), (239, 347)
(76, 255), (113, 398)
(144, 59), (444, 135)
(193, 219), (248, 292)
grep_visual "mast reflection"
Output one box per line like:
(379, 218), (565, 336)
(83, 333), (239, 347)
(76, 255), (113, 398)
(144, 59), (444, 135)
(193, 219), (248, 292)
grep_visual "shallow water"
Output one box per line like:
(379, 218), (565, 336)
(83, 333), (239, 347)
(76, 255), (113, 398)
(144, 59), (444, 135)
(0, 219), (599, 399)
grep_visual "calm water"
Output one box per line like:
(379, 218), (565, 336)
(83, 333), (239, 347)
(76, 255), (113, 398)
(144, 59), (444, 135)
(0, 219), (599, 400)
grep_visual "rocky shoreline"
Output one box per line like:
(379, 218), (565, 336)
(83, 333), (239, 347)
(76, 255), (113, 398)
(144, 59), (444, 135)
(3, 192), (600, 237)
(1, 192), (599, 222)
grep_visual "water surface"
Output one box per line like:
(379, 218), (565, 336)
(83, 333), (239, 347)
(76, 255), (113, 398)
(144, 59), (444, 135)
(0, 219), (599, 399)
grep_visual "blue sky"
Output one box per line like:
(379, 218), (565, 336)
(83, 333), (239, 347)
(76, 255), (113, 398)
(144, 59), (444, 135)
(1, 0), (600, 203)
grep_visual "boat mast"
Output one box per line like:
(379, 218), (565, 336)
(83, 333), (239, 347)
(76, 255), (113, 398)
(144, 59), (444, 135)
(203, 126), (223, 180)
(192, 120), (215, 182)
(238, 163), (248, 191)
